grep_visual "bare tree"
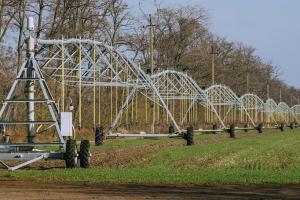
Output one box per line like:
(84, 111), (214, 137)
(0, 0), (17, 42)
(14, 0), (26, 71)
(102, 0), (132, 45)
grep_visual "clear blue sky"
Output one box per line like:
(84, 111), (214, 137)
(127, 0), (300, 88)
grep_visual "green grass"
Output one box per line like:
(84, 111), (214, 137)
(2, 129), (300, 185)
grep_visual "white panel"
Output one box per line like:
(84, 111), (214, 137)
(61, 112), (73, 137)
(27, 16), (35, 31)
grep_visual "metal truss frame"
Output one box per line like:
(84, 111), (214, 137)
(149, 70), (224, 128)
(276, 102), (291, 123)
(32, 38), (299, 133)
(240, 93), (265, 125)
(264, 99), (278, 125)
(291, 105), (300, 123)
(205, 85), (239, 106)
(204, 85), (256, 127)
(240, 94), (265, 111)
(36, 39), (181, 134)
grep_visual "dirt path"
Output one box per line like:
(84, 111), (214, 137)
(0, 180), (299, 199)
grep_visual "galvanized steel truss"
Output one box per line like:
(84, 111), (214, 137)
(33, 38), (299, 133)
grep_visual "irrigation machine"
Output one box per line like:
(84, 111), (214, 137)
(0, 16), (299, 171)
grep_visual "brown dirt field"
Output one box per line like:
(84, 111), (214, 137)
(1, 138), (185, 169)
(2, 130), (275, 170)
(0, 180), (300, 199)
(90, 140), (183, 168)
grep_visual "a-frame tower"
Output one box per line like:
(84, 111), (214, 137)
(0, 18), (64, 148)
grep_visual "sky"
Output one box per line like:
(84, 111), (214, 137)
(127, 0), (300, 88)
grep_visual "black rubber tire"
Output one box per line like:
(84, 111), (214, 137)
(169, 125), (175, 134)
(279, 123), (284, 132)
(228, 124), (235, 138)
(79, 140), (91, 168)
(290, 122), (294, 130)
(186, 127), (194, 146)
(244, 124), (248, 132)
(256, 123), (263, 133)
(65, 139), (77, 168)
(95, 127), (104, 146)
(212, 124), (218, 134)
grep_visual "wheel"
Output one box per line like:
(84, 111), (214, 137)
(65, 139), (77, 168)
(95, 127), (104, 146)
(290, 122), (294, 130)
(244, 124), (248, 133)
(79, 140), (91, 168)
(256, 123), (263, 133)
(212, 124), (218, 134)
(168, 125), (174, 134)
(186, 127), (194, 145)
(279, 123), (284, 132)
(228, 124), (235, 138)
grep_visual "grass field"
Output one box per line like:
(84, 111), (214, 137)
(1, 128), (300, 185)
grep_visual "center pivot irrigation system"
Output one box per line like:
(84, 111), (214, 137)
(0, 17), (299, 170)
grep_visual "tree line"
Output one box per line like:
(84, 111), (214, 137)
(0, 0), (299, 112)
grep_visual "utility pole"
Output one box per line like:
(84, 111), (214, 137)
(210, 39), (217, 85)
(267, 84), (270, 99)
(147, 14), (155, 134)
(279, 88), (282, 102)
(148, 14), (155, 75)
(246, 69), (249, 92)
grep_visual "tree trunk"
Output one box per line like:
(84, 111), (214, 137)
(17, 0), (25, 72)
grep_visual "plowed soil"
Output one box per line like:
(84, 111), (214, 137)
(0, 180), (300, 199)
(10, 138), (185, 169)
